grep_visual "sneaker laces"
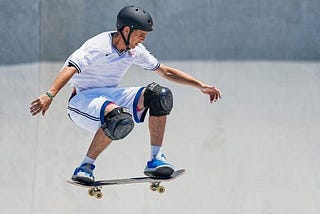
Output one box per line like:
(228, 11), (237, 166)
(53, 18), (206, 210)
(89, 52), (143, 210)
(155, 153), (167, 161)
(80, 163), (95, 172)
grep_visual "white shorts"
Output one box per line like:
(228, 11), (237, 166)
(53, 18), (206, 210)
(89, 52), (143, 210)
(67, 87), (147, 133)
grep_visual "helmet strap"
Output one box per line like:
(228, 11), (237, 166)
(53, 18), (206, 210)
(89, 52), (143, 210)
(119, 27), (132, 50)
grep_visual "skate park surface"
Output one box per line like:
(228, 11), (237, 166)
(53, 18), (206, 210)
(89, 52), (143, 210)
(1, 60), (320, 214)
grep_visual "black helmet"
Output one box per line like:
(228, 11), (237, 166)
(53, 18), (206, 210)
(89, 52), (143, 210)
(116, 6), (153, 32)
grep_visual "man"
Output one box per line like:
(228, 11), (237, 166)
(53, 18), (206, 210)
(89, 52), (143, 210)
(30, 5), (221, 184)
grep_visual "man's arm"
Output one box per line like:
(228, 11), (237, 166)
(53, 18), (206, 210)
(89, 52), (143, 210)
(30, 66), (77, 116)
(155, 64), (222, 103)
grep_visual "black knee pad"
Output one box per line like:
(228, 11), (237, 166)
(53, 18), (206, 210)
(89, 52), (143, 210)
(144, 82), (173, 116)
(101, 107), (134, 140)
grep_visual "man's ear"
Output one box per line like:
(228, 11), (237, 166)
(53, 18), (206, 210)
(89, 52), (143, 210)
(122, 26), (131, 35)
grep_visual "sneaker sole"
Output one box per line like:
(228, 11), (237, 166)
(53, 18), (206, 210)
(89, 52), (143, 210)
(71, 176), (94, 184)
(144, 166), (174, 178)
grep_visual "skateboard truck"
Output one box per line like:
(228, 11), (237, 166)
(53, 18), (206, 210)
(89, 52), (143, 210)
(149, 181), (165, 193)
(87, 186), (103, 199)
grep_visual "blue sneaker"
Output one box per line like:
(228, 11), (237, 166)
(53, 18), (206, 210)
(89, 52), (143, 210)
(144, 154), (175, 178)
(71, 163), (95, 184)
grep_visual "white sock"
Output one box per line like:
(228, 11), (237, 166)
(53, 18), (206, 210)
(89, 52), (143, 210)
(151, 146), (162, 159)
(81, 155), (95, 165)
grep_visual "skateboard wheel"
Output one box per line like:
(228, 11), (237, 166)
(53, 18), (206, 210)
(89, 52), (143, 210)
(157, 186), (165, 193)
(88, 188), (95, 196)
(95, 191), (103, 199)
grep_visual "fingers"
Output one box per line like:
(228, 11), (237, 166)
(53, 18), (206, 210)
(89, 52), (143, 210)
(210, 93), (219, 103)
(30, 94), (53, 116)
(209, 88), (222, 104)
(30, 99), (44, 116)
(30, 106), (42, 116)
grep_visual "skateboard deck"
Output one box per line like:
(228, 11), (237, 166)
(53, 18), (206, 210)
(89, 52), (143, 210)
(67, 169), (185, 199)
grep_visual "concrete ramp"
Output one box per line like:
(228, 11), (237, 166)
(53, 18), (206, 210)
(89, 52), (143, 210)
(1, 61), (320, 214)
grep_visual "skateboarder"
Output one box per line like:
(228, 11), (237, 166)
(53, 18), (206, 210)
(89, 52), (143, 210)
(30, 5), (221, 183)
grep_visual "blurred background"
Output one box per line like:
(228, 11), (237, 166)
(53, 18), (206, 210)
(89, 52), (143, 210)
(1, 0), (319, 214)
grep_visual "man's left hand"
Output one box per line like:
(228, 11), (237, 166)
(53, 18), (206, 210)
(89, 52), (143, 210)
(200, 85), (222, 103)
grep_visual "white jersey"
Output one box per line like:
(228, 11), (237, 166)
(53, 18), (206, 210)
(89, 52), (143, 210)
(65, 31), (160, 92)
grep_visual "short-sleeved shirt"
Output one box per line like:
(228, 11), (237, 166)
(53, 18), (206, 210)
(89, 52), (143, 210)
(65, 31), (160, 92)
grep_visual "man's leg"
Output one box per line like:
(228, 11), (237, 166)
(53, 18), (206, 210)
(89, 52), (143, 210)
(148, 115), (166, 147)
(138, 85), (175, 177)
(72, 104), (118, 183)
(144, 115), (174, 177)
(86, 128), (112, 160)
(138, 89), (166, 149)
(70, 87), (137, 183)
(148, 115), (167, 161)
(85, 103), (118, 159)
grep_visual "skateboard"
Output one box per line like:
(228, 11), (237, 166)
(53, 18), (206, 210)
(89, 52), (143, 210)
(66, 169), (185, 199)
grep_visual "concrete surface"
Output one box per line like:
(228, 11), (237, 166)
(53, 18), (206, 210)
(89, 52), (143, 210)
(1, 0), (320, 64)
(1, 61), (320, 214)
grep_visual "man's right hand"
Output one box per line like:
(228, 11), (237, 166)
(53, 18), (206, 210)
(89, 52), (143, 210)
(30, 94), (53, 116)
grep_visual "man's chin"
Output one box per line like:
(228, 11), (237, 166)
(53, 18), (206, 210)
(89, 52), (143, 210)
(129, 43), (139, 49)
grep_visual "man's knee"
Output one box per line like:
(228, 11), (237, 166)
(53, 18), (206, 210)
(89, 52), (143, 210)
(144, 82), (173, 116)
(101, 107), (134, 140)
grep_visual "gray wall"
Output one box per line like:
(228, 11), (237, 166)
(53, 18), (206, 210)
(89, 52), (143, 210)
(1, 0), (320, 65)
(0, 0), (39, 64)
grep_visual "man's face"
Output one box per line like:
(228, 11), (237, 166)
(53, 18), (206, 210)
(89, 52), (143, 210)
(129, 30), (148, 49)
